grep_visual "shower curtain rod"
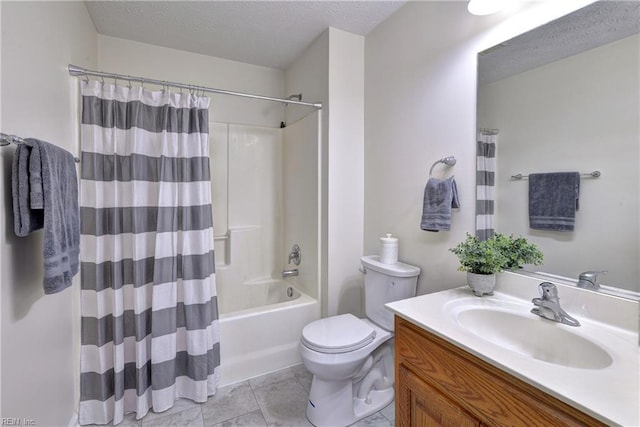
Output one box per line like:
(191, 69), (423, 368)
(68, 64), (323, 109)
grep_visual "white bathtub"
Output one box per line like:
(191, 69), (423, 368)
(218, 279), (319, 385)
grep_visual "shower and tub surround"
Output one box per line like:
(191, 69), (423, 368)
(78, 80), (220, 425)
(210, 114), (321, 385)
(299, 256), (420, 427)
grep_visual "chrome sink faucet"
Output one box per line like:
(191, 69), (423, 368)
(531, 282), (580, 327)
(577, 270), (607, 291)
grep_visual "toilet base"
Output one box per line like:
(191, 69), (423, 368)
(306, 376), (394, 427)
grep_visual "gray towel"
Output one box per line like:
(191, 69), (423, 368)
(13, 139), (80, 294)
(12, 141), (44, 236)
(421, 176), (460, 232)
(529, 172), (580, 232)
(29, 142), (44, 209)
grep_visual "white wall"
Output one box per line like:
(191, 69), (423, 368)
(365, 2), (485, 295)
(479, 34), (639, 290)
(98, 35), (285, 128)
(363, 1), (597, 295)
(326, 29), (365, 316)
(285, 31), (329, 127)
(0, 1), (97, 424)
(285, 28), (364, 317)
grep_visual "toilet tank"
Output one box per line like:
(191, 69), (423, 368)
(361, 255), (420, 331)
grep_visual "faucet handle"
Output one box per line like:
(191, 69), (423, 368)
(288, 244), (301, 266)
(538, 282), (558, 299)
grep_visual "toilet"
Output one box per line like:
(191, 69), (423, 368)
(300, 255), (420, 427)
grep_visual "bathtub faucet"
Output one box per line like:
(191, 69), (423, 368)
(288, 244), (301, 265)
(282, 269), (299, 278)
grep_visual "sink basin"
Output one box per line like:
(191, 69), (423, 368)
(387, 284), (640, 426)
(455, 307), (613, 369)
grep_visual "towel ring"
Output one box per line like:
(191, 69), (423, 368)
(429, 156), (456, 177)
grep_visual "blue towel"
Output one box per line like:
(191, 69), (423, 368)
(529, 172), (580, 232)
(12, 141), (44, 236)
(29, 142), (44, 209)
(13, 139), (80, 294)
(421, 176), (460, 232)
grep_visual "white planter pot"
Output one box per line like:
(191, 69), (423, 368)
(467, 272), (496, 297)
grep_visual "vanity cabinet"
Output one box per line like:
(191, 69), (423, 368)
(394, 316), (605, 427)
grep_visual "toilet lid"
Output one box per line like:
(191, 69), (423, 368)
(301, 313), (376, 354)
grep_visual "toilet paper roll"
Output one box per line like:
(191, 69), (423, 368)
(380, 233), (398, 264)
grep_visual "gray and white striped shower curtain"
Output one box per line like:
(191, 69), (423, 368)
(476, 132), (496, 241)
(78, 80), (220, 425)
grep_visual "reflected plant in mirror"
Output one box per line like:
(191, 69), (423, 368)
(493, 233), (543, 271)
(476, 0), (640, 297)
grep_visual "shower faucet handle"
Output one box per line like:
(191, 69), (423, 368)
(288, 244), (301, 265)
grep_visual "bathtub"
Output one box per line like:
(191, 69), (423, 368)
(218, 279), (319, 385)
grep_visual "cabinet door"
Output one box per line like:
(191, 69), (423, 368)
(399, 365), (480, 427)
(395, 316), (605, 427)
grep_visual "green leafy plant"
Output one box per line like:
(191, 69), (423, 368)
(449, 234), (508, 275)
(493, 233), (544, 270)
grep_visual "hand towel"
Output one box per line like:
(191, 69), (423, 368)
(12, 141), (44, 236)
(529, 172), (580, 232)
(20, 139), (80, 294)
(421, 176), (460, 232)
(29, 142), (44, 209)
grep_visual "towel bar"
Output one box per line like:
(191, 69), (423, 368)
(510, 171), (601, 180)
(1, 133), (80, 163)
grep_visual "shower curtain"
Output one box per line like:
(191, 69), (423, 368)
(78, 80), (220, 425)
(476, 132), (496, 241)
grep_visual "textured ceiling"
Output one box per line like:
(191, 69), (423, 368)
(479, 1), (640, 85)
(85, 1), (407, 70)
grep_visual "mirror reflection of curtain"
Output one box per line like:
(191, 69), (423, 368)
(476, 130), (497, 241)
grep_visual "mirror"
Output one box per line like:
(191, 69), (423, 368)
(476, 1), (640, 295)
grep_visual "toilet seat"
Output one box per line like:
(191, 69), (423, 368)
(301, 313), (376, 354)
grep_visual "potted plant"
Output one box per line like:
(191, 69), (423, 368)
(449, 233), (508, 296)
(493, 233), (544, 270)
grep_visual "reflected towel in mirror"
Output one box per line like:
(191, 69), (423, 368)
(529, 172), (579, 232)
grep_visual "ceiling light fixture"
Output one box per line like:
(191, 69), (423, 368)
(467, 0), (506, 16)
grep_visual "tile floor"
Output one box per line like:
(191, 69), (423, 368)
(99, 364), (395, 427)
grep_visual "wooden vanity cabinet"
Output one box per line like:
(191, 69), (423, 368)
(394, 316), (605, 427)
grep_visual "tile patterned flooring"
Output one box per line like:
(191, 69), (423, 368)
(103, 364), (395, 427)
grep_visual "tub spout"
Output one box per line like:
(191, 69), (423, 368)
(282, 269), (299, 278)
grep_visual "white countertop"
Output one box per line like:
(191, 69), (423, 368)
(386, 281), (640, 426)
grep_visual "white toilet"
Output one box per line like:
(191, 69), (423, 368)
(300, 255), (420, 427)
